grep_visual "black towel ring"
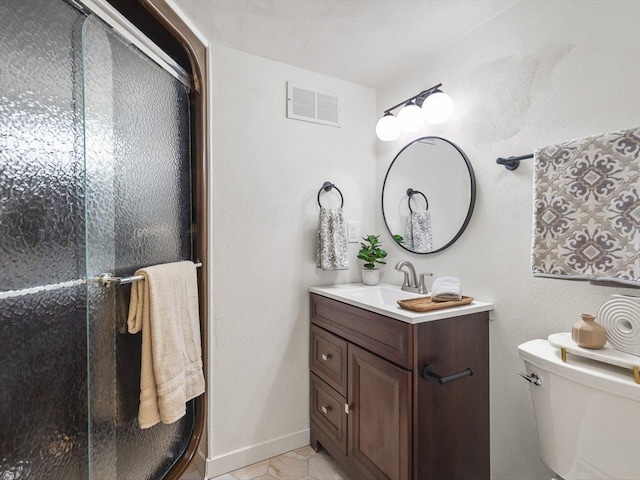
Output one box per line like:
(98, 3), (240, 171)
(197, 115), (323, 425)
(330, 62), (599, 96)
(407, 188), (429, 213)
(317, 181), (344, 208)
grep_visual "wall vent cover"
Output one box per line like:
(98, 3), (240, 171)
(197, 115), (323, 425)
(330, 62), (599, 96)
(287, 82), (341, 127)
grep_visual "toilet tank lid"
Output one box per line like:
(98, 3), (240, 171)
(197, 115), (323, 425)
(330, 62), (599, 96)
(518, 339), (640, 402)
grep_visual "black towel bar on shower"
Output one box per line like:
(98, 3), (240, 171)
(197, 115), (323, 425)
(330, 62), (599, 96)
(496, 153), (534, 170)
(317, 181), (344, 208)
(407, 188), (429, 212)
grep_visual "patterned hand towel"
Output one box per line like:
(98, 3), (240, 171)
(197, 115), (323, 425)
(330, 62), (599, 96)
(532, 127), (640, 286)
(404, 211), (433, 253)
(431, 277), (462, 302)
(316, 207), (349, 270)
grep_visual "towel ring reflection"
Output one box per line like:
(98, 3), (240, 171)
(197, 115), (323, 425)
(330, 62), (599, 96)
(317, 181), (344, 208)
(407, 188), (428, 213)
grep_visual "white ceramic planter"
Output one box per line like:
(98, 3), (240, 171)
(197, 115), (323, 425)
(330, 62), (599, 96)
(361, 268), (380, 286)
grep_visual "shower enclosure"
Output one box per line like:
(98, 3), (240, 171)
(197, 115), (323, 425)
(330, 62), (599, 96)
(0, 1), (203, 478)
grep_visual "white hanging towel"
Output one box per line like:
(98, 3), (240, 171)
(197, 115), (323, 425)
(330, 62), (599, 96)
(404, 211), (433, 253)
(127, 261), (205, 428)
(316, 207), (349, 270)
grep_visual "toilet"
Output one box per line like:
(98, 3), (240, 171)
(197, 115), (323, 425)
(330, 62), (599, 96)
(518, 339), (640, 480)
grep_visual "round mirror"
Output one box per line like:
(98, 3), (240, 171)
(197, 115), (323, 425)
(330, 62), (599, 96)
(382, 137), (476, 254)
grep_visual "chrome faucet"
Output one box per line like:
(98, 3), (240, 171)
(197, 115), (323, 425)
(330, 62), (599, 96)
(395, 260), (417, 290)
(395, 260), (432, 294)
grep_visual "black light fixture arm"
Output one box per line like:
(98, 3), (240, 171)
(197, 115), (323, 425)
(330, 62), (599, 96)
(383, 83), (443, 114)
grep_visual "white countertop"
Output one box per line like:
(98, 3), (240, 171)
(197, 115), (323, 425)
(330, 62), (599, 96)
(310, 282), (493, 324)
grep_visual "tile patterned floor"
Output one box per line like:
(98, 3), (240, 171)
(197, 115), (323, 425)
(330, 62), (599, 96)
(211, 445), (350, 480)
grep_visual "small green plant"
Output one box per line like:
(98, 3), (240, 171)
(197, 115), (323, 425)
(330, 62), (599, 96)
(357, 235), (388, 270)
(393, 234), (404, 245)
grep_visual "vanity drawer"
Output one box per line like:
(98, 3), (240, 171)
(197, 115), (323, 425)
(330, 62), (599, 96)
(311, 293), (413, 369)
(311, 325), (348, 396)
(310, 373), (347, 455)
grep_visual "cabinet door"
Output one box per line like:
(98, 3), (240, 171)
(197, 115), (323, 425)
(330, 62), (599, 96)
(348, 344), (411, 480)
(415, 313), (489, 480)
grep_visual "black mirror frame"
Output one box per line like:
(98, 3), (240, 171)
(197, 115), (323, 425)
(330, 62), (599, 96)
(381, 136), (476, 255)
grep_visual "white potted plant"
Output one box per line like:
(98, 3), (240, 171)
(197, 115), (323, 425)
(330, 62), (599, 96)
(357, 234), (399, 286)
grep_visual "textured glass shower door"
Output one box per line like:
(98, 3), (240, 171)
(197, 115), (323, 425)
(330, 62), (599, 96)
(1, 0), (196, 478)
(82, 14), (194, 480)
(0, 1), (88, 478)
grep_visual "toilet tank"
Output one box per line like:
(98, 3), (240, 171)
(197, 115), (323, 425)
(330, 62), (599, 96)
(518, 339), (640, 480)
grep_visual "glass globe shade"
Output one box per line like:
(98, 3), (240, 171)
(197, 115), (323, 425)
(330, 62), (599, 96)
(422, 92), (454, 124)
(397, 102), (424, 133)
(375, 113), (401, 141)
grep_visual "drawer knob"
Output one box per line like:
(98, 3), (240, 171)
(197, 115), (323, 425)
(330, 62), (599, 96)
(321, 353), (331, 361)
(321, 405), (330, 414)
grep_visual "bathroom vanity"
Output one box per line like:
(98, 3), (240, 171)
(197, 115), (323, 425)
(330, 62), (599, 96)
(309, 284), (493, 480)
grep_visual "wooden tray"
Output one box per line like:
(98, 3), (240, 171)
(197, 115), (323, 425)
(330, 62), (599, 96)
(397, 296), (474, 312)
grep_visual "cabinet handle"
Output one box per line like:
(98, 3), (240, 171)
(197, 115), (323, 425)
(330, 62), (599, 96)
(321, 405), (330, 414)
(321, 353), (330, 361)
(421, 364), (473, 384)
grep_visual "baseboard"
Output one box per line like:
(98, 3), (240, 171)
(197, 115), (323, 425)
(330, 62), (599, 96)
(205, 428), (310, 479)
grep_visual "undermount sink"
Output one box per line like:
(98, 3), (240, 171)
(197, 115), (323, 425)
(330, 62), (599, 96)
(332, 284), (425, 308)
(309, 282), (493, 324)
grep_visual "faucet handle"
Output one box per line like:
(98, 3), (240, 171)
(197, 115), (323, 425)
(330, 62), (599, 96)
(418, 272), (433, 295)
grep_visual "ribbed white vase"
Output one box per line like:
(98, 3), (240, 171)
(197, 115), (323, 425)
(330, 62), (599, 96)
(597, 294), (640, 356)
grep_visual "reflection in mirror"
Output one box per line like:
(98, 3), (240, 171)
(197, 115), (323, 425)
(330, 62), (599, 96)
(382, 137), (476, 254)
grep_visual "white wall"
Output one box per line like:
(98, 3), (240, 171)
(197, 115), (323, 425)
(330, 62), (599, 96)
(376, 1), (640, 478)
(207, 45), (376, 476)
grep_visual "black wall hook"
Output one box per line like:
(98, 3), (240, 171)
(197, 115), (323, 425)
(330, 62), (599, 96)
(317, 181), (344, 208)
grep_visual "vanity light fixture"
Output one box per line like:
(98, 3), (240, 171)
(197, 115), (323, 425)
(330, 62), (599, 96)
(396, 100), (423, 133)
(375, 83), (453, 141)
(375, 112), (401, 141)
(422, 90), (454, 124)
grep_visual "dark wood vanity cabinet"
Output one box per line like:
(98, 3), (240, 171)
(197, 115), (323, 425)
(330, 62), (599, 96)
(310, 293), (489, 480)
